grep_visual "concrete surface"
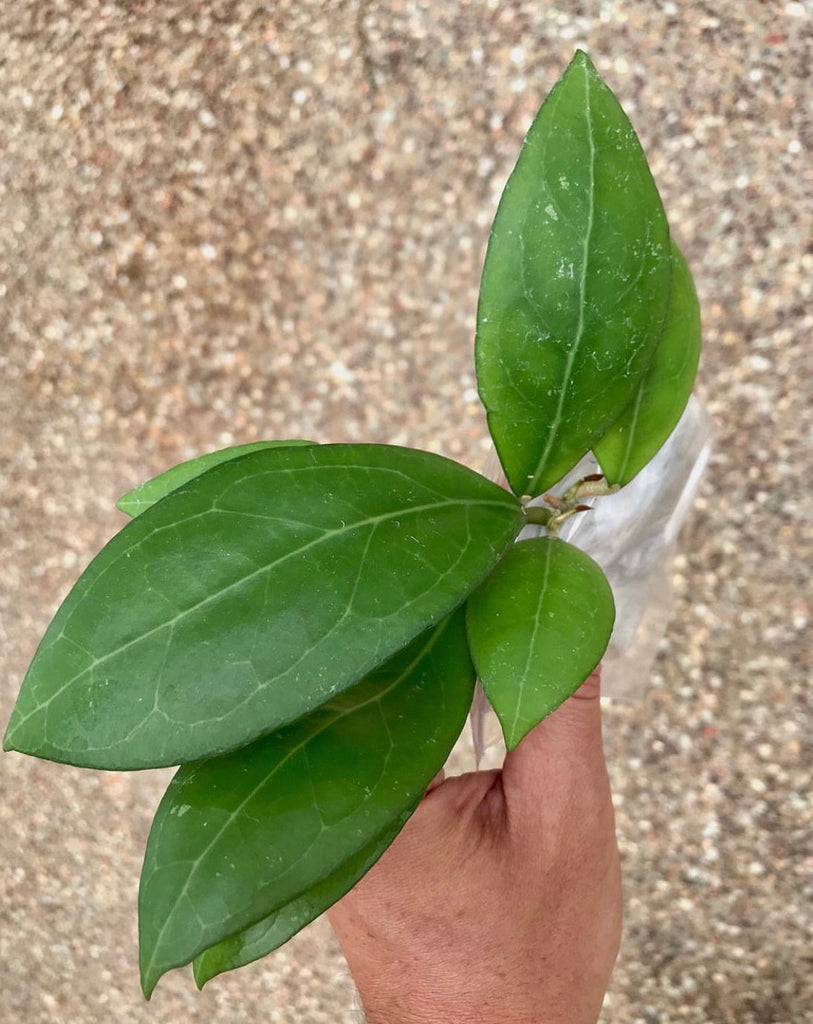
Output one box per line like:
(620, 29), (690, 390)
(0, 2), (810, 1022)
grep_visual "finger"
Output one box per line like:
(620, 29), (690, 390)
(500, 666), (607, 806)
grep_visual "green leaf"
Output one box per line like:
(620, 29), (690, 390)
(193, 808), (415, 988)
(466, 537), (614, 750)
(116, 440), (315, 517)
(475, 50), (671, 497)
(594, 242), (701, 485)
(139, 611), (474, 997)
(4, 444), (521, 770)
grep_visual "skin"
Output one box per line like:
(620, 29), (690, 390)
(328, 669), (622, 1024)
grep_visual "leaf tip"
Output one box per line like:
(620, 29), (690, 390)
(139, 958), (164, 1001)
(139, 938), (163, 1000)
(491, 707), (530, 753)
(192, 957), (211, 990)
(3, 711), (25, 755)
(569, 48), (595, 72)
(115, 495), (135, 517)
(503, 728), (524, 753)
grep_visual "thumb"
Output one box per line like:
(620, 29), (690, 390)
(500, 666), (607, 811)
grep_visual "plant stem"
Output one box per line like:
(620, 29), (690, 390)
(523, 505), (555, 527)
(522, 473), (620, 536)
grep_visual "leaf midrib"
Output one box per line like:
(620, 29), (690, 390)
(529, 60), (596, 493)
(508, 540), (555, 745)
(8, 494), (511, 739)
(615, 383), (646, 482)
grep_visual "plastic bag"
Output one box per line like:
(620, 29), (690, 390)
(466, 397), (715, 768)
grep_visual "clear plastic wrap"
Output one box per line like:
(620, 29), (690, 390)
(467, 398), (715, 768)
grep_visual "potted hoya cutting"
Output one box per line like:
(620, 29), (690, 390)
(3, 51), (701, 996)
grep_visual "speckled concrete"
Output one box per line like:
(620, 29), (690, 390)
(0, 3), (810, 1023)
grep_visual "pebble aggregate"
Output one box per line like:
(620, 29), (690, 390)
(0, 2), (810, 1022)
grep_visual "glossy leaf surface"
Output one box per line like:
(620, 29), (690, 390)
(594, 242), (701, 485)
(466, 537), (614, 749)
(139, 612), (475, 996)
(475, 50), (671, 497)
(4, 444), (521, 770)
(193, 808), (414, 987)
(117, 440), (314, 517)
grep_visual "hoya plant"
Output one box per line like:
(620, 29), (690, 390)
(4, 51), (700, 996)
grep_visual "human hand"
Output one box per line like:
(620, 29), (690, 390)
(328, 669), (621, 1024)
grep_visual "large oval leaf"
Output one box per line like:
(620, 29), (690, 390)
(117, 440), (314, 517)
(4, 444), (521, 770)
(466, 537), (614, 750)
(475, 50), (671, 497)
(193, 809), (414, 988)
(139, 611), (475, 997)
(594, 242), (701, 485)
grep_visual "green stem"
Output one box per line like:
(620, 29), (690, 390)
(523, 473), (622, 536)
(563, 477), (621, 503)
(523, 505), (554, 527)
